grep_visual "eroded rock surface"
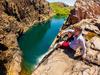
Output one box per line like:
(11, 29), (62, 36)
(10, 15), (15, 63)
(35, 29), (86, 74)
(0, 0), (50, 75)
(32, 49), (100, 75)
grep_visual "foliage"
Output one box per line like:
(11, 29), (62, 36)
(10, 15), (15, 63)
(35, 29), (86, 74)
(50, 2), (72, 16)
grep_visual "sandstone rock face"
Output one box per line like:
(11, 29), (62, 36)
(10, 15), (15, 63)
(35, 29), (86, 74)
(67, 0), (100, 25)
(0, 0), (50, 75)
(1, 0), (49, 22)
(32, 50), (100, 75)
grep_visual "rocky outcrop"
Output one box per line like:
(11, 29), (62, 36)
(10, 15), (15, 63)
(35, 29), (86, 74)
(1, 0), (50, 22)
(0, 0), (50, 75)
(67, 0), (100, 25)
(32, 51), (100, 75)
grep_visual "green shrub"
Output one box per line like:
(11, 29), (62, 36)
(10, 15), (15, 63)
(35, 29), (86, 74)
(50, 3), (72, 16)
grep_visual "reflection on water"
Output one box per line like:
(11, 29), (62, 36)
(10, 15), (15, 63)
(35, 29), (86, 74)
(18, 16), (66, 75)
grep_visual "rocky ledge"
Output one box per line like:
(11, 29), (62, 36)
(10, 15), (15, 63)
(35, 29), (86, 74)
(0, 0), (50, 75)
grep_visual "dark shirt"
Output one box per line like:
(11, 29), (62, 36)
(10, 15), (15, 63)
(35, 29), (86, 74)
(66, 36), (74, 42)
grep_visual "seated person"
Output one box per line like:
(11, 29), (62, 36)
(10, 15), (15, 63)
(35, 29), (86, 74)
(57, 29), (74, 48)
(57, 27), (86, 58)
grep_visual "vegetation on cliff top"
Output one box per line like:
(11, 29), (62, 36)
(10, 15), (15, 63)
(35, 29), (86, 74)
(50, 2), (73, 16)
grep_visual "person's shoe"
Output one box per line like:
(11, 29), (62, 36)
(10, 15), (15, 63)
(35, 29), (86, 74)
(74, 55), (83, 60)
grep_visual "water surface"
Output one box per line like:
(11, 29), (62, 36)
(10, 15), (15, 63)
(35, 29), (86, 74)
(18, 16), (66, 74)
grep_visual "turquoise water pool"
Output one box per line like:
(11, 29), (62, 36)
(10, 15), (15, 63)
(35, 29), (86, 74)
(18, 16), (66, 74)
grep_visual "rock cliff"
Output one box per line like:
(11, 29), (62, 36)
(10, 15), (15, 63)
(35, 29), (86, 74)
(67, 0), (100, 25)
(32, 0), (100, 75)
(0, 0), (50, 75)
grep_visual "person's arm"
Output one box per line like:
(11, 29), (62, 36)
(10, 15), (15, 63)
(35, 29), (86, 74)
(59, 29), (74, 37)
(58, 30), (67, 37)
(60, 31), (68, 36)
(79, 38), (86, 56)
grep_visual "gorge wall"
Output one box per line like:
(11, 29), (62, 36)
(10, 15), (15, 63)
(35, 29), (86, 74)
(0, 0), (50, 75)
(67, 0), (100, 25)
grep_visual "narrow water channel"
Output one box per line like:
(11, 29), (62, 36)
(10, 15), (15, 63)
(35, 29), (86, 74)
(18, 16), (66, 75)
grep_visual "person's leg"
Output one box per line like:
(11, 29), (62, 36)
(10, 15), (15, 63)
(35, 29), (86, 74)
(64, 46), (76, 58)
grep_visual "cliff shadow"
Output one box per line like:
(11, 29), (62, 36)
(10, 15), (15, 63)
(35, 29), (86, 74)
(0, 43), (8, 52)
(63, 48), (83, 61)
(0, 60), (7, 75)
(63, 48), (75, 59)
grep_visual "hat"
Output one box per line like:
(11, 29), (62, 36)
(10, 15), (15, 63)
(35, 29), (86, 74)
(66, 29), (74, 33)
